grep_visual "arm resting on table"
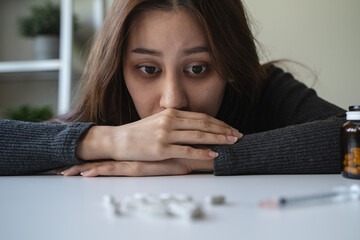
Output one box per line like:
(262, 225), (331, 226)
(0, 119), (95, 175)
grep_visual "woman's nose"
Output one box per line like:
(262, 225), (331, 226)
(159, 72), (188, 110)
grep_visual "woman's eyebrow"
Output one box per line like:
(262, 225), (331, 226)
(183, 46), (210, 56)
(131, 48), (162, 56)
(130, 46), (209, 57)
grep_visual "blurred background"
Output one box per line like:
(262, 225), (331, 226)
(0, 0), (359, 121)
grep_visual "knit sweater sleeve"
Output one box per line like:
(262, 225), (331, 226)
(212, 67), (346, 175)
(0, 119), (95, 175)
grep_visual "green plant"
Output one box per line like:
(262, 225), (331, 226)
(17, 1), (78, 37)
(18, 1), (60, 37)
(6, 105), (54, 122)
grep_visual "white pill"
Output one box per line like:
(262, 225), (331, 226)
(204, 195), (225, 205)
(173, 193), (193, 203)
(133, 193), (162, 204)
(103, 194), (120, 213)
(108, 203), (121, 215)
(159, 193), (174, 201)
(123, 196), (142, 211)
(168, 202), (203, 219)
(103, 194), (116, 206)
(139, 203), (169, 217)
(144, 195), (162, 205)
(103, 195), (120, 216)
(134, 192), (150, 200)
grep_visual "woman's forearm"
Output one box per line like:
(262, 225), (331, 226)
(0, 119), (94, 175)
(212, 117), (345, 175)
(76, 125), (114, 161)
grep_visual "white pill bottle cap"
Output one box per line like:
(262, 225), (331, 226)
(346, 105), (360, 120)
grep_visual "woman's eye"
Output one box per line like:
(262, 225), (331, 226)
(138, 66), (161, 74)
(184, 65), (207, 74)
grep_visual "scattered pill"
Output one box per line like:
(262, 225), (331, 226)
(159, 193), (175, 202)
(168, 202), (203, 219)
(103, 195), (116, 206)
(134, 192), (149, 200)
(173, 193), (193, 203)
(102, 192), (226, 220)
(103, 194), (120, 216)
(122, 196), (142, 211)
(204, 195), (225, 205)
(139, 203), (169, 217)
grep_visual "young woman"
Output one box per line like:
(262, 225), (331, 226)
(0, 0), (345, 176)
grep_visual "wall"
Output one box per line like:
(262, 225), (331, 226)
(243, 0), (360, 109)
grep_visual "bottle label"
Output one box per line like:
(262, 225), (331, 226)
(343, 148), (360, 176)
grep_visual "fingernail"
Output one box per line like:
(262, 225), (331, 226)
(232, 130), (243, 138)
(208, 151), (219, 158)
(80, 171), (90, 176)
(61, 169), (70, 175)
(227, 135), (238, 143)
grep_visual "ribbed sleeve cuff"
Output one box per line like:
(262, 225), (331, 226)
(0, 119), (95, 175)
(52, 122), (96, 165)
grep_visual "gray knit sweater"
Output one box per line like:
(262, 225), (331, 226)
(0, 67), (346, 176)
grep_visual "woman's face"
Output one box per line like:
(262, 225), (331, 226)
(123, 10), (226, 118)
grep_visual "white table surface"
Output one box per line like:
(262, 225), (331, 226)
(0, 174), (359, 240)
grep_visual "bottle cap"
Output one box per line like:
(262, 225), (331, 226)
(347, 111), (360, 121)
(347, 105), (360, 120)
(349, 105), (360, 111)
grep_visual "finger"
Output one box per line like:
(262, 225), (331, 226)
(172, 118), (242, 137)
(170, 109), (235, 129)
(82, 160), (191, 177)
(128, 160), (189, 176)
(62, 162), (117, 177)
(169, 130), (238, 145)
(81, 161), (124, 177)
(159, 145), (219, 160)
(61, 163), (98, 176)
(56, 167), (70, 175)
(61, 166), (81, 176)
(79, 169), (98, 177)
(116, 160), (189, 176)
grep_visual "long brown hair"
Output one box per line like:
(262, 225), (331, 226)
(54, 0), (265, 128)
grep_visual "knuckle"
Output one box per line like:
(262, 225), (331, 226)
(183, 146), (193, 156)
(153, 143), (166, 158)
(218, 134), (229, 143)
(155, 129), (169, 142)
(198, 119), (210, 129)
(130, 162), (142, 174)
(197, 149), (208, 157)
(120, 162), (137, 176)
(220, 121), (228, 128)
(226, 127), (233, 134)
(106, 162), (116, 173)
(132, 162), (146, 177)
(197, 149), (206, 157)
(191, 130), (205, 139)
(164, 108), (176, 116)
(158, 115), (172, 129)
(199, 112), (210, 120)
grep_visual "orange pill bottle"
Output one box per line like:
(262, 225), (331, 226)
(341, 105), (360, 179)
